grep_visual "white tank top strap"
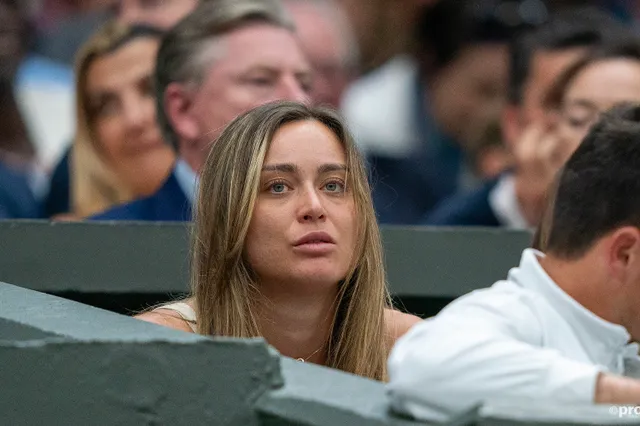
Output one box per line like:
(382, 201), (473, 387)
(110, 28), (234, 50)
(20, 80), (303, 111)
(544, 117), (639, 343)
(154, 301), (197, 332)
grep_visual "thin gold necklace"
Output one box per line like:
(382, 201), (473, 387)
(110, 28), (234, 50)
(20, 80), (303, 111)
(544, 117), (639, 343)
(296, 344), (325, 362)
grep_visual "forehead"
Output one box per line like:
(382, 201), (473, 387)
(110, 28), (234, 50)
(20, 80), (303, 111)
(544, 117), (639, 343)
(523, 48), (586, 105)
(287, 3), (342, 58)
(565, 59), (640, 106)
(211, 22), (309, 73)
(86, 38), (158, 88)
(265, 120), (345, 165)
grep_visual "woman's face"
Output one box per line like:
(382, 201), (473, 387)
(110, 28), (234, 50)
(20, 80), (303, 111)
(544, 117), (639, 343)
(557, 58), (640, 155)
(244, 120), (357, 294)
(85, 37), (174, 195)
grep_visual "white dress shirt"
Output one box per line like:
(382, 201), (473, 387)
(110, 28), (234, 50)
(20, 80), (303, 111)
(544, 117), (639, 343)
(387, 249), (640, 422)
(488, 173), (529, 229)
(173, 158), (198, 204)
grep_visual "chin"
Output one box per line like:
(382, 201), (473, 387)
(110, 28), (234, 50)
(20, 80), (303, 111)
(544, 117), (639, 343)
(292, 266), (347, 288)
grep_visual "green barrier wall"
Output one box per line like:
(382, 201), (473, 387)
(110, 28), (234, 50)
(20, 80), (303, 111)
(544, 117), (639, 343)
(0, 221), (532, 317)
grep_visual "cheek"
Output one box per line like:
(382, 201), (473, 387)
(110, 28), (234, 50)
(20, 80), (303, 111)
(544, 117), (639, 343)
(339, 202), (358, 249)
(95, 119), (124, 163)
(558, 124), (588, 157)
(244, 209), (283, 263)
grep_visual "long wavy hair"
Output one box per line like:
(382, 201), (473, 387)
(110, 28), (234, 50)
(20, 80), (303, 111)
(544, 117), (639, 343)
(71, 21), (164, 217)
(191, 101), (392, 380)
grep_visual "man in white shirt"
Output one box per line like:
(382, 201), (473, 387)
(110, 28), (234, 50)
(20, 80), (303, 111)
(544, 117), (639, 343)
(387, 103), (640, 422)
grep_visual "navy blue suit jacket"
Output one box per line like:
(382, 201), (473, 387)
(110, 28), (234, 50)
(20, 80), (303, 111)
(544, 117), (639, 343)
(423, 178), (500, 227)
(91, 172), (192, 221)
(0, 162), (41, 219)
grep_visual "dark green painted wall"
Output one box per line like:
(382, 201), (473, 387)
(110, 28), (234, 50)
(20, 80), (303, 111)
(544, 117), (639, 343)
(0, 221), (532, 316)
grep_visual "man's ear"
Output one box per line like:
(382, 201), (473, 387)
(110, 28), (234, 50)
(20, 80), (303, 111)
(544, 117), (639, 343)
(608, 227), (640, 283)
(164, 82), (201, 144)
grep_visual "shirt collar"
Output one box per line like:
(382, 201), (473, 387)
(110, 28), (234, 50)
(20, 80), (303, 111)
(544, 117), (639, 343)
(488, 173), (529, 229)
(511, 249), (635, 361)
(173, 158), (198, 203)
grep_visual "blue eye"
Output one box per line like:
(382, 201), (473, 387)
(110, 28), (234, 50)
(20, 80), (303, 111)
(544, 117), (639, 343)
(324, 181), (345, 192)
(270, 182), (287, 193)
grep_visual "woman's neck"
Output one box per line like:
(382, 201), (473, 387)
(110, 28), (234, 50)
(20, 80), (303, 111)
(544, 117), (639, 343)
(256, 282), (339, 364)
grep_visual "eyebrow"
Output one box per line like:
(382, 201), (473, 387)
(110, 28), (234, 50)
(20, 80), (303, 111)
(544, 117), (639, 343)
(261, 163), (347, 174)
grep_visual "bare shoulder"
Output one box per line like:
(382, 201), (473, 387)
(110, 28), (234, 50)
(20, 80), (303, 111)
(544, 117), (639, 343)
(135, 310), (195, 333)
(384, 308), (423, 343)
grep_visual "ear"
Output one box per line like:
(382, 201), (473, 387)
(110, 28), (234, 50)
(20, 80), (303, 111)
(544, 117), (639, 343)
(607, 227), (640, 283)
(164, 82), (201, 145)
(501, 105), (522, 151)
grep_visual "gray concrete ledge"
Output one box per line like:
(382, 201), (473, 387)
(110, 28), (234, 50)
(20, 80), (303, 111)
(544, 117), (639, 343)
(2, 283), (635, 426)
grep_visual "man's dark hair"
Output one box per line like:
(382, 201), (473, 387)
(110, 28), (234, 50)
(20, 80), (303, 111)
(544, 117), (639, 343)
(508, 6), (625, 105)
(546, 103), (640, 258)
(415, 0), (545, 74)
(544, 36), (640, 110)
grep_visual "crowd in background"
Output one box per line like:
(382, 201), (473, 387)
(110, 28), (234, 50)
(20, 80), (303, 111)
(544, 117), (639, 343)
(1, 0), (639, 226)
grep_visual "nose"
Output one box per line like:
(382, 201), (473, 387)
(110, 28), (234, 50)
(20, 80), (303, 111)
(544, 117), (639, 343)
(297, 185), (326, 223)
(279, 76), (310, 104)
(122, 93), (150, 131)
(117, 1), (140, 25)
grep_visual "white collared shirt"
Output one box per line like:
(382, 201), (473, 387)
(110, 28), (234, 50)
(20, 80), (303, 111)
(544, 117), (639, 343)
(173, 158), (198, 204)
(387, 249), (640, 422)
(488, 173), (529, 229)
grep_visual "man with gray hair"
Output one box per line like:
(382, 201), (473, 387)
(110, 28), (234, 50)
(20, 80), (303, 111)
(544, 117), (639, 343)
(93, 0), (311, 221)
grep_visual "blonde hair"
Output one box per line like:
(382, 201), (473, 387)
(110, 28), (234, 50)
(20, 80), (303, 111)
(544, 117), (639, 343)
(71, 21), (163, 217)
(191, 101), (391, 380)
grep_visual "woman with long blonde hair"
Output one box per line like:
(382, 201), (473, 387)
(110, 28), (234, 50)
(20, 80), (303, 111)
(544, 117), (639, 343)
(138, 101), (420, 381)
(60, 21), (175, 218)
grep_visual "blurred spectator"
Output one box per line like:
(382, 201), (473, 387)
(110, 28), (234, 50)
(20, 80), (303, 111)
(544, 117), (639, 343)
(33, 0), (114, 31)
(33, 0), (114, 65)
(424, 6), (627, 227)
(388, 103), (640, 422)
(1, 0), (76, 172)
(284, 0), (357, 108)
(469, 120), (512, 180)
(115, 0), (198, 28)
(47, 22), (175, 218)
(542, 38), (640, 173)
(343, 0), (537, 224)
(92, 0), (311, 221)
(0, 0), (35, 162)
(0, 161), (41, 219)
(0, 0), (41, 218)
(336, 0), (436, 71)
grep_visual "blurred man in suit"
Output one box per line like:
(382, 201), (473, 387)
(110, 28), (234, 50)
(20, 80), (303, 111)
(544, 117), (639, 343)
(93, 0), (311, 221)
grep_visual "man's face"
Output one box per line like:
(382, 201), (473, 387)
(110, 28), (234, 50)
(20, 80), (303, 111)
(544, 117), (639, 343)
(0, 0), (26, 80)
(429, 43), (509, 150)
(504, 48), (586, 146)
(286, 2), (352, 108)
(178, 23), (312, 172)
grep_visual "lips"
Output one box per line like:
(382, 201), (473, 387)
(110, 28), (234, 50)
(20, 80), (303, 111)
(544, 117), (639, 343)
(294, 231), (335, 246)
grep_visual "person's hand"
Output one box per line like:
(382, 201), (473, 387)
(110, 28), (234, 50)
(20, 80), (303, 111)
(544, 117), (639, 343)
(513, 119), (568, 226)
(595, 373), (640, 404)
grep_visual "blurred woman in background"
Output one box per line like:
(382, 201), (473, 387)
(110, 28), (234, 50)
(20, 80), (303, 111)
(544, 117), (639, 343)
(49, 21), (175, 218)
(532, 37), (640, 251)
